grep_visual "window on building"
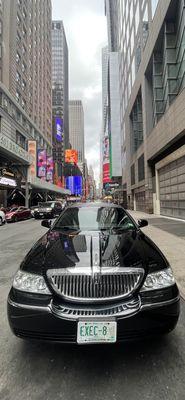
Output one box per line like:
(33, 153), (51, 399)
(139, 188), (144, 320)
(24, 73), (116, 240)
(16, 52), (20, 63)
(131, 164), (135, 185)
(142, 4), (149, 47)
(16, 71), (21, 84)
(135, 2), (140, 33)
(16, 131), (26, 150)
(135, 39), (141, 73)
(16, 91), (21, 103)
(17, 14), (21, 26)
(130, 89), (143, 153)
(152, 0), (159, 18)
(138, 154), (145, 181)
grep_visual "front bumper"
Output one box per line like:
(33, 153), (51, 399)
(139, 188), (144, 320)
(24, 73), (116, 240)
(34, 211), (53, 219)
(7, 286), (180, 343)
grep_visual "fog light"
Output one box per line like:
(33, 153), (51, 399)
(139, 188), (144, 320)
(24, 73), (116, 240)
(13, 270), (51, 294)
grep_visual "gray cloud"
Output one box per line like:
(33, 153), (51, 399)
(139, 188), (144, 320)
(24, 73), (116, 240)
(52, 0), (107, 183)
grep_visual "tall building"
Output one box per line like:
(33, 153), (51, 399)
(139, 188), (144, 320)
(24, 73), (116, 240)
(2, 0), (52, 144)
(52, 20), (69, 165)
(101, 26), (121, 195)
(106, 0), (185, 219)
(69, 100), (85, 163)
(0, 0), (69, 206)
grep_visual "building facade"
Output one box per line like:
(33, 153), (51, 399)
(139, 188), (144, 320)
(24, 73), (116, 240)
(106, 0), (185, 219)
(0, 1), (69, 206)
(52, 20), (69, 165)
(2, 0), (52, 144)
(101, 42), (122, 196)
(69, 100), (85, 163)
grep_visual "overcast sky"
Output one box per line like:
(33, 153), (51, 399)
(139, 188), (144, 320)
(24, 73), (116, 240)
(52, 0), (107, 184)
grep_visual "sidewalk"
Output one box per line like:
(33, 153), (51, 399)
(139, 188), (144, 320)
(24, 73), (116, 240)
(129, 210), (185, 299)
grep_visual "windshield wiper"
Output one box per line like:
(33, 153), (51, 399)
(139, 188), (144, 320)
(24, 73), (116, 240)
(54, 226), (80, 231)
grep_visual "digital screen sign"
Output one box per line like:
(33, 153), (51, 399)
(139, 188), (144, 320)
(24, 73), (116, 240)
(103, 136), (112, 184)
(55, 117), (63, 142)
(28, 140), (37, 178)
(46, 156), (54, 183)
(37, 149), (47, 179)
(65, 149), (78, 164)
(66, 176), (82, 195)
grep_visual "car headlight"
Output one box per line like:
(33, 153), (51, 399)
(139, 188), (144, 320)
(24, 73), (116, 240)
(140, 267), (175, 291)
(13, 270), (51, 295)
(46, 208), (52, 211)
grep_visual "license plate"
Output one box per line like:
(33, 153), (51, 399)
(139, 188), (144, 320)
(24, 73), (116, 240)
(77, 321), (117, 344)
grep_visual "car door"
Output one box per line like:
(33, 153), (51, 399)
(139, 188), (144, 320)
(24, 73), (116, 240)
(21, 207), (28, 219)
(17, 207), (24, 220)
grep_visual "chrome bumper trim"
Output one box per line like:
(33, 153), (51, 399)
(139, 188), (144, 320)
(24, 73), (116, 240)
(140, 296), (180, 310)
(8, 295), (180, 320)
(8, 298), (51, 313)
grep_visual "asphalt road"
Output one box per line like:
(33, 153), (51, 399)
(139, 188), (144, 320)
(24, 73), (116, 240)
(0, 219), (185, 400)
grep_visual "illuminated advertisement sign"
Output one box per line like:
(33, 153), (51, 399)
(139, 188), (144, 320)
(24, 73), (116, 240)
(65, 149), (78, 164)
(103, 136), (112, 184)
(0, 177), (16, 187)
(46, 156), (54, 183)
(66, 176), (82, 195)
(37, 149), (47, 179)
(28, 140), (37, 178)
(55, 117), (63, 142)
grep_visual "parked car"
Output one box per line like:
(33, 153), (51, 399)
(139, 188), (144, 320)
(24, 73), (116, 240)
(0, 210), (6, 226)
(33, 201), (64, 219)
(30, 205), (40, 218)
(8, 203), (180, 344)
(6, 207), (31, 223)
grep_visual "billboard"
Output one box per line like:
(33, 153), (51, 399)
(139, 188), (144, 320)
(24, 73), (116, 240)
(66, 176), (82, 195)
(65, 149), (78, 164)
(28, 140), (37, 178)
(103, 136), (112, 184)
(54, 117), (63, 142)
(37, 149), (47, 180)
(46, 156), (54, 183)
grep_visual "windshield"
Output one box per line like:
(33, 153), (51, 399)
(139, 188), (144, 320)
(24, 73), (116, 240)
(40, 202), (54, 208)
(54, 207), (136, 231)
(9, 208), (18, 212)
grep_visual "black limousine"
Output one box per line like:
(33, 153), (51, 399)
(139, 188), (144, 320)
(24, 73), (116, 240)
(7, 203), (180, 344)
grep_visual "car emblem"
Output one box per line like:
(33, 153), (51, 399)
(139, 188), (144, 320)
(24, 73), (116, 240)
(93, 272), (102, 286)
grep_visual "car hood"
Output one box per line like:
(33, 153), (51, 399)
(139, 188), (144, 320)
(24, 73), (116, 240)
(20, 228), (169, 274)
(6, 211), (16, 217)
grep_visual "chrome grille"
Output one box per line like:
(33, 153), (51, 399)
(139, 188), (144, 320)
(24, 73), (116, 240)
(47, 267), (144, 302)
(51, 297), (141, 319)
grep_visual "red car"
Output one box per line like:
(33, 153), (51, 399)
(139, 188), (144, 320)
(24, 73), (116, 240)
(6, 207), (31, 223)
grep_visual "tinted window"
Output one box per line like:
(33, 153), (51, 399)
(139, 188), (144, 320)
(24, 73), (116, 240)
(55, 207), (135, 231)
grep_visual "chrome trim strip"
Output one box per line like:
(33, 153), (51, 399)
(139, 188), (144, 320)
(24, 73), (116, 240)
(8, 298), (51, 313)
(140, 296), (180, 310)
(47, 267), (144, 276)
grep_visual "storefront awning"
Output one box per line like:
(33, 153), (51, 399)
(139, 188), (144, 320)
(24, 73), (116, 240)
(28, 176), (71, 195)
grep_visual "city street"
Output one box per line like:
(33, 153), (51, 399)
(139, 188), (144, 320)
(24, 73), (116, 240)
(0, 218), (185, 400)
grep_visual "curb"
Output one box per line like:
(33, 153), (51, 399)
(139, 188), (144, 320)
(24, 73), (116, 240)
(178, 282), (185, 301)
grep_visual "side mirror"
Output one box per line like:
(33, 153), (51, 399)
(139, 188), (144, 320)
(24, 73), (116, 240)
(138, 219), (148, 228)
(41, 219), (51, 229)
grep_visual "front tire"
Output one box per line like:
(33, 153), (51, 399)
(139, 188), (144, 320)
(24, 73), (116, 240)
(14, 216), (18, 223)
(0, 217), (3, 226)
